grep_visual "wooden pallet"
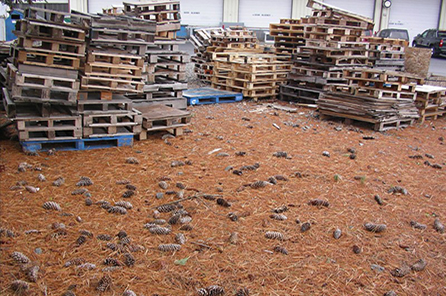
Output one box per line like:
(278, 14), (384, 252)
(183, 87), (243, 105)
(24, 7), (91, 28)
(90, 28), (155, 44)
(279, 84), (322, 105)
(11, 86), (78, 105)
(15, 114), (82, 141)
(133, 103), (191, 140)
(77, 93), (133, 114)
(147, 51), (190, 64)
(16, 36), (86, 57)
(13, 48), (81, 70)
(15, 19), (87, 43)
(82, 109), (142, 137)
(80, 75), (144, 93)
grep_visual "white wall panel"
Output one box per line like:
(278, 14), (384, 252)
(181, 0), (223, 26)
(239, 0), (292, 28)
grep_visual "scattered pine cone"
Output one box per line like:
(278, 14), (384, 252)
(122, 190), (135, 198)
(0, 228), (15, 237)
(64, 258), (85, 267)
(202, 194), (217, 201)
(72, 188), (88, 195)
(26, 265), (39, 282)
(272, 205), (288, 213)
(52, 177), (65, 187)
(157, 204), (177, 213)
(125, 157), (139, 164)
(97, 274), (112, 292)
(410, 221), (427, 230)
(333, 229), (342, 239)
(123, 290), (137, 296)
(267, 176), (277, 184)
(364, 223), (387, 233)
(42, 201), (61, 211)
(179, 224), (193, 231)
(207, 285), (224, 296)
(411, 259), (427, 272)
(228, 212), (238, 221)
(270, 214), (287, 221)
(168, 214), (181, 225)
(273, 246), (288, 255)
(11, 251), (30, 264)
(76, 176), (93, 187)
(37, 174), (46, 182)
(123, 253), (135, 267)
(216, 198), (231, 207)
(97, 234), (112, 241)
(10, 280), (29, 293)
(250, 181), (269, 189)
(374, 195), (383, 205)
(79, 229), (93, 237)
(197, 288), (209, 296)
(176, 182), (186, 189)
(384, 291), (397, 296)
(125, 184), (137, 191)
(61, 291), (76, 296)
(301, 222), (311, 233)
(115, 201), (133, 209)
(265, 231), (284, 240)
(77, 263), (96, 270)
(390, 263), (411, 277)
(235, 288), (250, 296)
(75, 235), (87, 246)
(274, 175), (288, 181)
(148, 226), (171, 235)
(308, 199), (330, 207)
(352, 245), (361, 254)
(175, 233), (186, 245)
(158, 244), (181, 252)
(434, 218), (445, 233)
(85, 197), (93, 206)
(159, 181), (168, 190)
(103, 258), (123, 266)
(108, 206), (127, 215)
(273, 151), (288, 158)
(116, 180), (131, 185)
(229, 232), (238, 244)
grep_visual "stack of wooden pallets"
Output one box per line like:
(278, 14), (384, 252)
(4, 7), (90, 143)
(367, 37), (407, 71)
(318, 68), (422, 131)
(123, 0), (181, 41)
(280, 6), (374, 106)
(414, 85), (446, 123)
(190, 28), (225, 83)
(211, 52), (291, 100)
(269, 19), (306, 59)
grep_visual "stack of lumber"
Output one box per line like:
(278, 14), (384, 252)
(368, 37), (407, 71)
(414, 85), (446, 123)
(211, 52), (291, 100)
(4, 7), (90, 142)
(280, 5), (374, 106)
(318, 68), (422, 131)
(123, 0), (181, 41)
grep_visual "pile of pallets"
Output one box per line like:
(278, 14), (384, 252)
(123, 0), (181, 40)
(414, 85), (446, 123)
(211, 52), (291, 100)
(269, 19), (305, 59)
(368, 37), (407, 71)
(4, 7), (89, 142)
(280, 5), (374, 106)
(318, 68), (422, 131)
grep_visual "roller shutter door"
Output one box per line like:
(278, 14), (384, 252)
(181, 0), (223, 27)
(388, 0), (441, 42)
(322, 0), (375, 18)
(239, 0), (292, 28)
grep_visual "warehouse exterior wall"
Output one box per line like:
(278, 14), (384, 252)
(291, 0), (312, 19)
(223, 0), (239, 22)
(439, 0), (446, 29)
(70, 0), (88, 13)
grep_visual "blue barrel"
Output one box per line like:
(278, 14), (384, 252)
(5, 10), (23, 41)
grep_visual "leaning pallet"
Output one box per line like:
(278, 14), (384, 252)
(318, 68), (422, 131)
(414, 84), (446, 123)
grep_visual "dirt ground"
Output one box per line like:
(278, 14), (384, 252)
(1, 102), (445, 296)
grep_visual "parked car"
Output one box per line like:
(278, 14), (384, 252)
(376, 28), (409, 41)
(412, 29), (446, 57)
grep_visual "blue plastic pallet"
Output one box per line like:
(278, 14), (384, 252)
(183, 87), (243, 105)
(21, 135), (133, 152)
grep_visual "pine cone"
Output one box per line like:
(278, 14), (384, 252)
(125, 157), (139, 164)
(148, 226), (171, 235)
(72, 188), (88, 195)
(158, 244), (181, 252)
(273, 246), (288, 255)
(64, 258), (85, 267)
(272, 205), (288, 213)
(103, 258), (123, 266)
(37, 174), (46, 182)
(216, 198), (231, 207)
(26, 265), (39, 282)
(97, 275), (112, 292)
(410, 221), (427, 230)
(122, 190), (135, 198)
(270, 214), (287, 221)
(250, 181), (269, 189)
(301, 222), (311, 232)
(207, 285), (225, 296)
(77, 263), (96, 270)
(52, 177), (65, 187)
(108, 206), (127, 215)
(76, 176), (93, 187)
(42, 201), (62, 211)
(157, 204), (177, 213)
(97, 234), (112, 241)
(265, 231), (284, 240)
(11, 251), (30, 264)
(123, 290), (137, 296)
(123, 253), (135, 267)
(158, 181), (168, 189)
(364, 223), (387, 233)
(10, 280), (29, 293)
(333, 229), (342, 239)
(434, 219), (445, 233)
(125, 184), (137, 191)
(411, 259), (427, 272)
(308, 199), (330, 207)
(75, 235), (87, 246)
(175, 233), (186, 245)
(115, 201), (133, 209)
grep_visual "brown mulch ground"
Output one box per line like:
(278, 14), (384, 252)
(1, 102), (445, 296)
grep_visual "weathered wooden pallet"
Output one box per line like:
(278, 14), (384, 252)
(90, 28), (155, 44)
(24, 7), (91, 28)
(21, 135), (133, 152)
(144, 71), (186, 83)
(82, 109), (142, 137)
(11, 86), (78, 105)
(15, 19), (87, 43)
(15, 114), (82, 141)
(83, 64), (143, 79)
(133, 103), (190, 139)
(301, 16), (371, 30)
(331, 85), (417, 101)
(80, 75), (144, 93)
(279, 84), (322, 105)
(14, 72), (79, 91)
(12, 48), (81, 70)
(77, 97), (133, 114)
(16, 36), (86, 57)
(86, 50), (144, 66)
(147, 51), (190, 64)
